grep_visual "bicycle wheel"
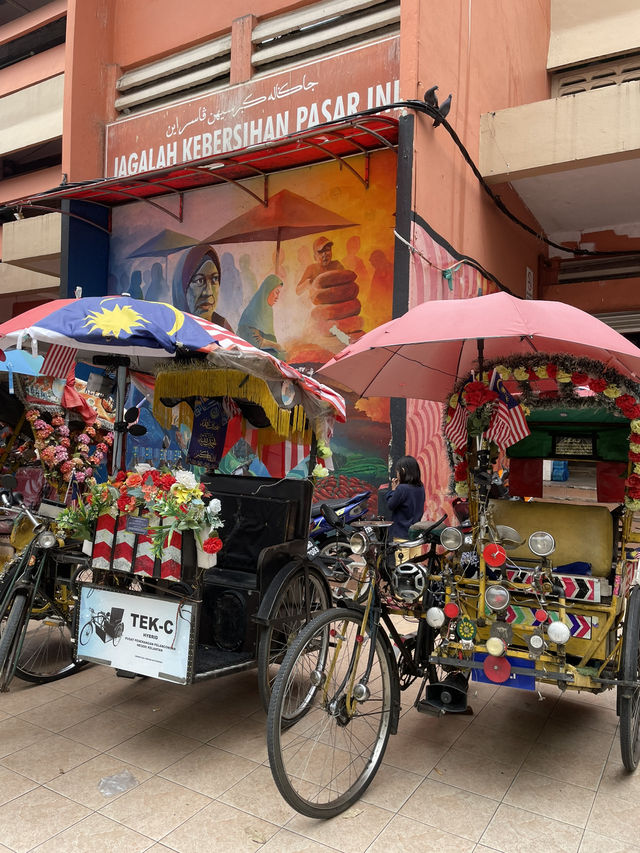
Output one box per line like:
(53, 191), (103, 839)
(257, 566), (330, 714)
(112, 622), (124, 647)
(14, 586), (84, 684)
(0, 593), (29, 689)
(267, 606), (397, 819)
(620, 585), (640, 770)
(79, 621), (93, 645)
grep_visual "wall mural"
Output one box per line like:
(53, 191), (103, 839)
(108, 152), (396, 504)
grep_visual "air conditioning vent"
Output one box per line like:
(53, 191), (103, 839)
(557, 255), (640, 284)
(552, 53), (640, 97)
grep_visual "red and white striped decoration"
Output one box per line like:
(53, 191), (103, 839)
(41, 344), (77, 379)
(91, 510), (184, 580)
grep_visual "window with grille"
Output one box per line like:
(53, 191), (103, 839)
(552, 53), (640, 97)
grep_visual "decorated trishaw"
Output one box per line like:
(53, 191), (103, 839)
(265, 292), (640, 819)
(0, 296), (345, 706)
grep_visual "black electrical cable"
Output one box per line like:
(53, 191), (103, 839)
(345, 100), (638, 259)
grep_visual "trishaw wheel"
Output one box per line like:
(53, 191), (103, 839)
(257, 567), (330, 714)
(0, 593), (29, 688)
(267, 607), (396, 819)
(619, 585), (640, 771)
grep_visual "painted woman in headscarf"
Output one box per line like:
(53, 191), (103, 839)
(171, 244), (233, 331)
(237, 274), (284, 358)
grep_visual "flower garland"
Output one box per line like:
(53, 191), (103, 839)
(25, 408), (113, 499)
(442, 354), (640, 509)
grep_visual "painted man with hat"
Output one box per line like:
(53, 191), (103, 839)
(296, 235), (344, 294)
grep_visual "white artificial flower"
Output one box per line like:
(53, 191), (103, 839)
(209, 498), (221, 514)
(135, 463), (153, 474)
(174, 470), (198, 489)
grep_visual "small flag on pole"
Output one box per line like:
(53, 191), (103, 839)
(486, 371), (530, 449)
(41, 344), (77, 379)
(444, 401), (469, 449)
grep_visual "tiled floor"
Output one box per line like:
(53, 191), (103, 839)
(0, 664), (638, 853)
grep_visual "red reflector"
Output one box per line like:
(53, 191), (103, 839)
(535, 609), (548, 623)
(356, 634), (364, 644)
(330, 629), (337, 637)
(483, 543), (507, 568)
(444, 602), (459, 619)
(483, 655), (511, 683)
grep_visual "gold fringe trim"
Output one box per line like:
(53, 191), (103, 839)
(153, 368), (307, 439)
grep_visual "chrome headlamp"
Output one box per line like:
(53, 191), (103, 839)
(528, 530), (555, 557)
(349, 531), (370, 555)
(484, 584), (510, 612)
(36, 530), (57, 549)
(440, 526), (463, 551)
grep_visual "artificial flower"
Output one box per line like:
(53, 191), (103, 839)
(202, 536), (223, 554)
(463, 381), (497, 412)
(588, 377), (608, 393)
(533, 365), (548, 379)
(513, 366), (528, 381)
(312, 463), (329, 479)
(604, 384), (622, 399)
(556, 369), (572, 383)
(571, 372), (589, 386)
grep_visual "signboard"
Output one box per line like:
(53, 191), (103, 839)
(76, 585), (195, 683)
(105, 36), (400, 178)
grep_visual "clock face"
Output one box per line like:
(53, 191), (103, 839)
(281, 380), (296, 407)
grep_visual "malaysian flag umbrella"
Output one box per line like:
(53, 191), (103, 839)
(0, 296), (345, 471)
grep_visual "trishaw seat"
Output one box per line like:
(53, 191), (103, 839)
(488, 499), (614, 577)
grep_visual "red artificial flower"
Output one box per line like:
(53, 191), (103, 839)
(588, 377), (608, 393)
(546, 363), (557, 379)
(626, 473), (640, 499)
(114, 470), (126, 483)
(117, 495), (136, 512)
(616, 394), (640, 419)
(571, 372), (589, 386)
(203, 536), (223, 554)
(463, 381), (498, 413)
(126, 472), (143, 487)
(159, 473), (176, 490)
(629, 450), (640, 463)
(454, 460), (468, 482)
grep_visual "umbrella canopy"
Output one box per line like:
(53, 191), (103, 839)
(317, 291), (640, 402)
(202, 188), (357, 248)
(126, 229), (200, 260)
(0, 296), (345, 429)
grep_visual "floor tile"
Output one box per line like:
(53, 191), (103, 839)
(400, 777), (499, 841)
(360, 762), (423, 812)
(286, 801), (393, 853)
(106, 725), (201, 773)
(45, 753), (152, 809)
(49, 664), (111, 693)
(18, 693), (101, 732)
(472, 701), (547, 740)
(382, 731), (449, 775)
(157, 699), (238, 741)
(68, 672), (155, 708)
(111, 685), (196, 723)
(60, 706), (151, 751)
(587, 790), (640, 843)
(208, 715), (270, 762)
(453, 721), (533, 769)
(397, 707), (474, 746)
(367, 813), (475, 853)
(159, 743), (257, 798)
(0, 786), (91, 853)
(549, 696), (619, 734)
(30, 811), (154, 853)
(597, 759), (640, 803)
(480, 803), (583, 853)
(258, 828), (340, 852)
(0, 764), (37, 806)
(0, 682), (63, 715)
(220, 763), (298, 825)
(536, 719), (615, 757)
(503, 769), (595, 827)
(579, 830), (640, 852)
(161, 800), (278, 852)
(429, 747), (518, 800)
(0, 715), (49, 758)
(99, 775), (210, 841)
(521, 739), (607, 790)
(1, 731), (98, 783)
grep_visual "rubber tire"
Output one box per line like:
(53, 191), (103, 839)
(257, 568), (330, 714)
(0, 593), (28, 688)
(80, 621), (93, 646)
(620, 585), (640, 770)
(112, 622), (124, 647)
(267, 606), (396, 819)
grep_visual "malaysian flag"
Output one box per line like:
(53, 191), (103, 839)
(486, 371), (530, 449)
(41, 344), (77, 379)
(444, 400), (469, 449)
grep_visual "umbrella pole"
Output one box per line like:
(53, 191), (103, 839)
(94, 355), (130, 476)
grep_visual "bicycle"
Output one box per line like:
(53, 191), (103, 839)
(0, 475), (89, 690)
(79, 606), (125, 647)
(267, 510), (446, 818)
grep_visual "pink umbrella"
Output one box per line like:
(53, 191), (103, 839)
(317, 291), (640, 401)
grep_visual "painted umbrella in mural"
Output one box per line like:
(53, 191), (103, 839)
(0, 295), (346, 470)
(202, 188), (358, 266)
(317, 291), (640, 402)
